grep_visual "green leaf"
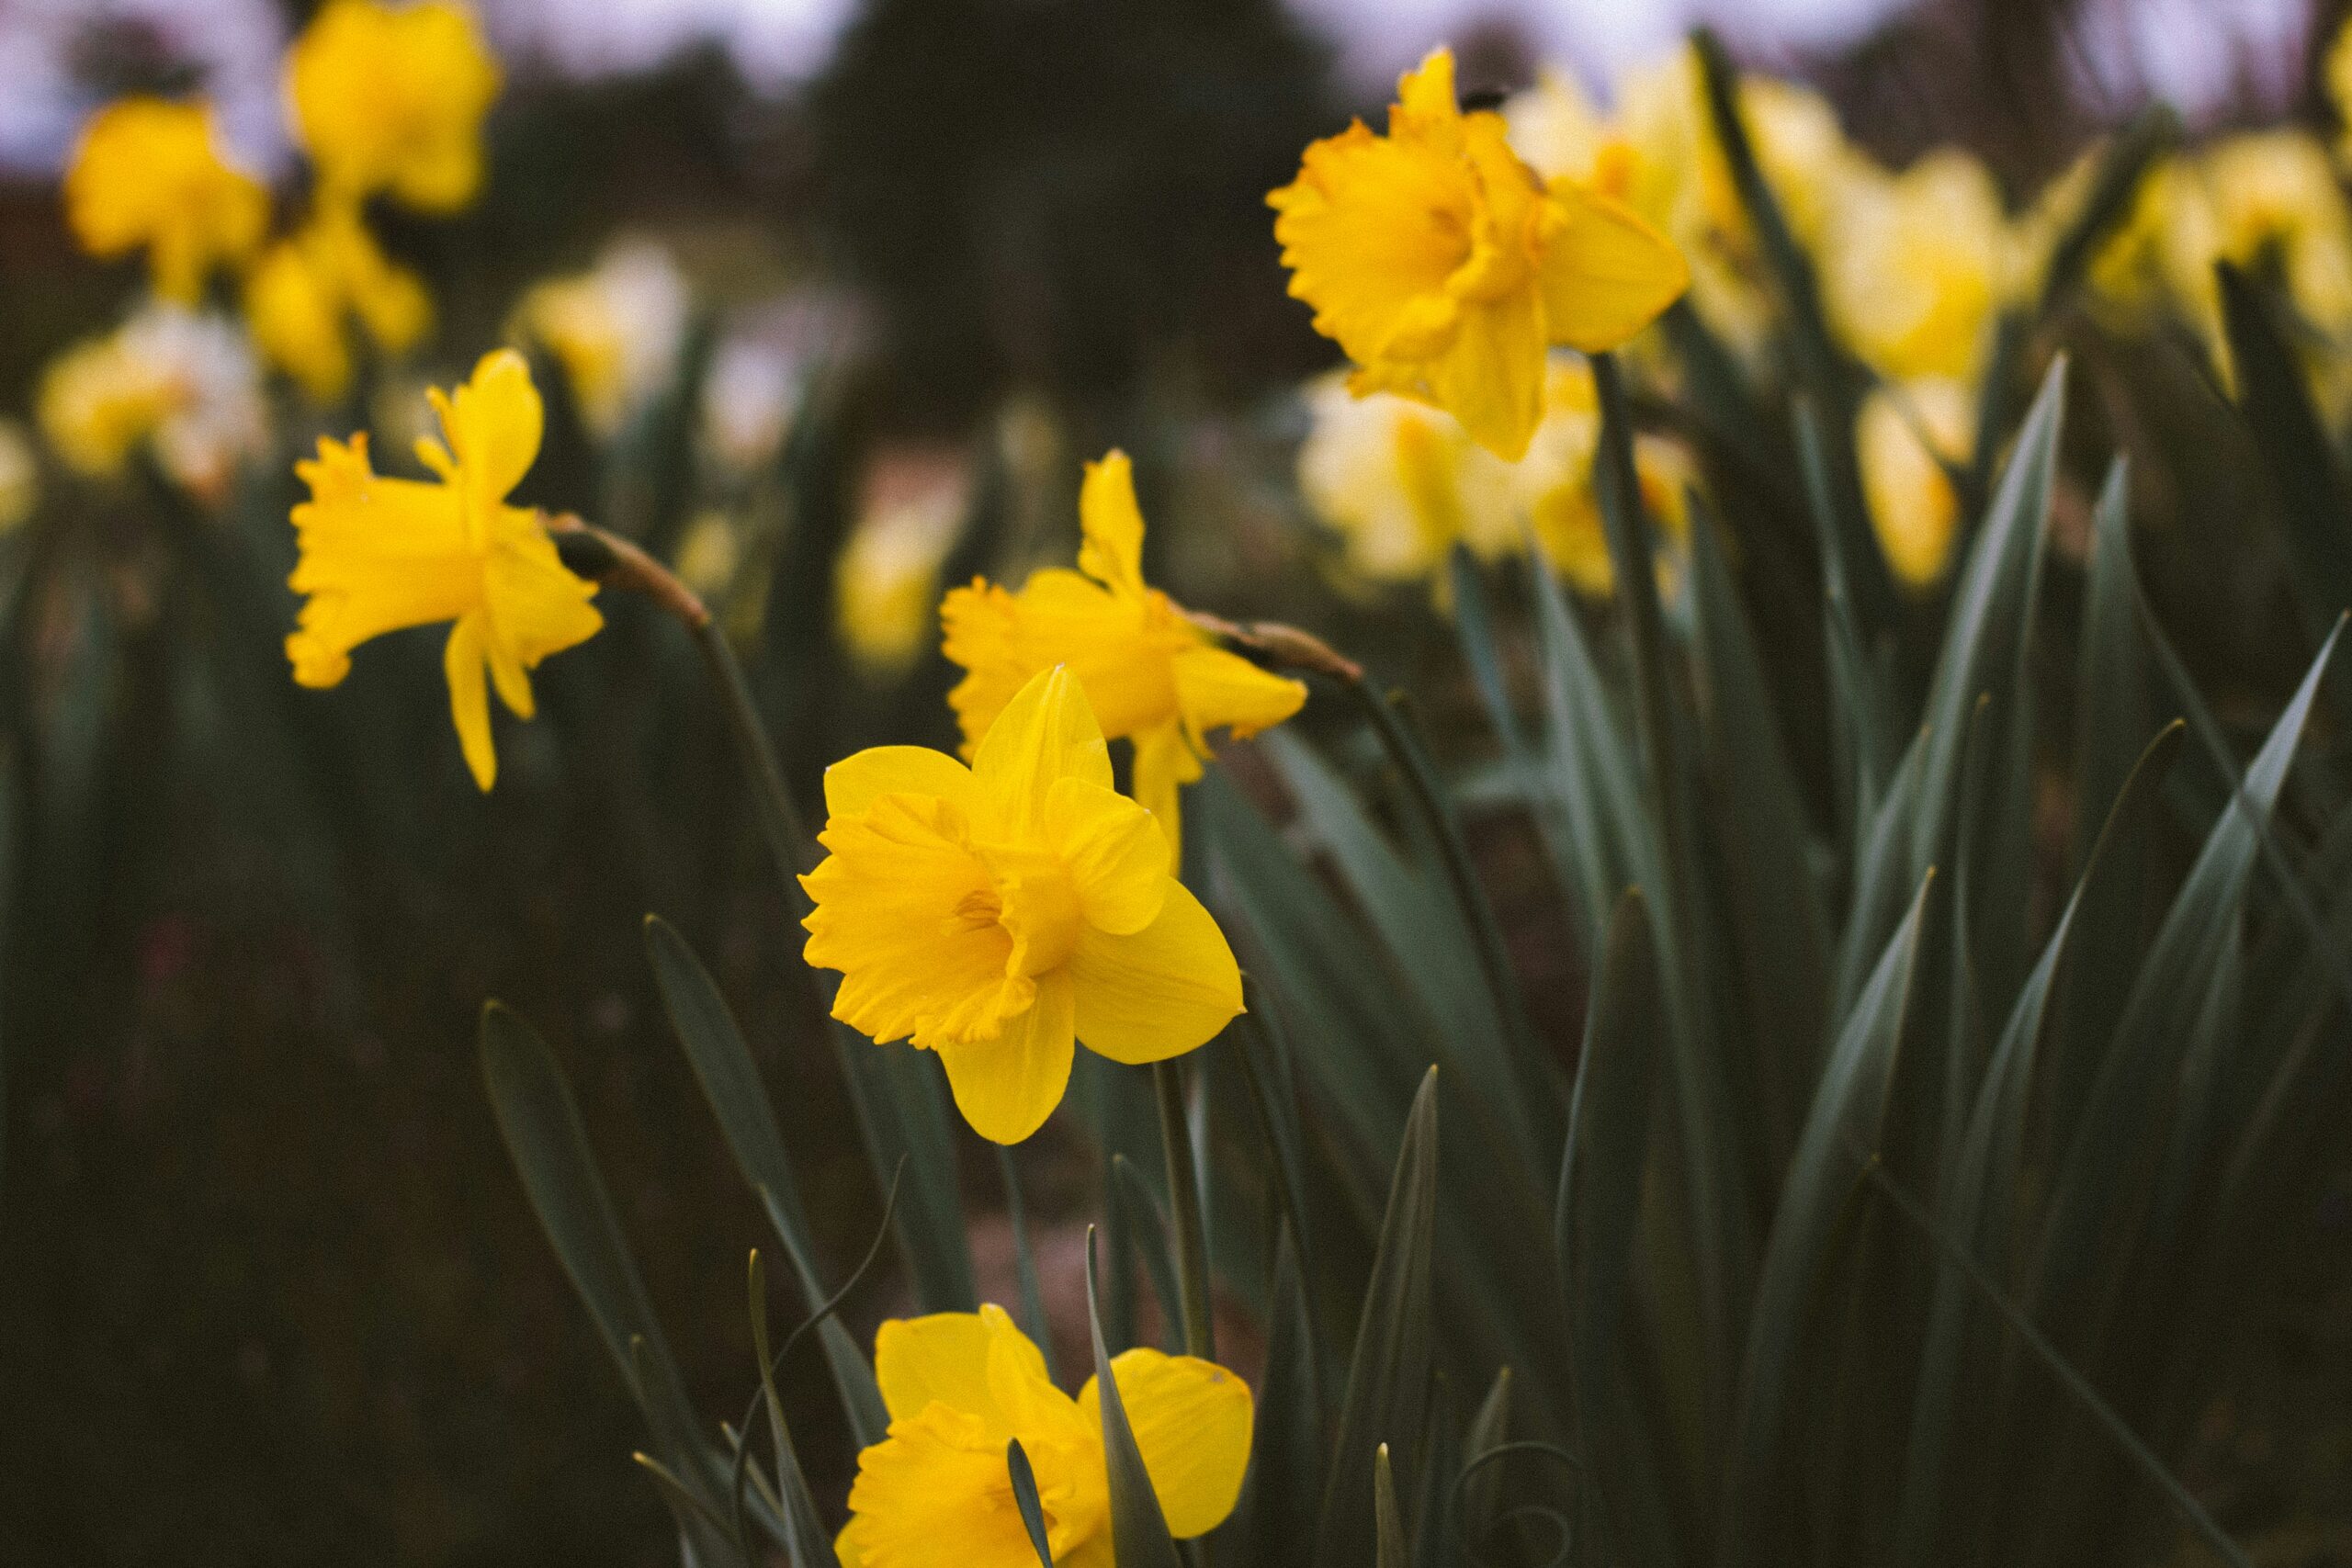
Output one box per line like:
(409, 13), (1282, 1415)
(1719, 874), (1932, 1561)
(2217, 260), (2352, 647)
(645, 916), (887, 1446)
(1375, 1445), (1409, 1568)
(1556, 891), (1683, 1568)
(1088, 1230), (1184, 1568)
(478, 1002), (728, 1517)
(997, 1146), (1056, 1384)
(1111, 1153), (1184, 1351)
(1227, 1224), (1325, 1568)
(1316, 1069), (1441, 1568)
(1687, 491), (1830, 1157)
(744, 1252), (838, 1568)
(1007, 1440), (1057, 1568)
(1894, 723), (2182, 1562)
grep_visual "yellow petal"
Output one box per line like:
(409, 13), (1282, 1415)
(284, 436), (477, 687)
(1069, 881), (1241, 1065)
(1078, 451), (1148, 596)
(933, 972), (1077, 1144)
(971, 666), (1114, 844)
(800, 794), (1020, 1046)
(481, 520), (604, 669)
(874, 1304), (1049, 1432)
(839, 1402), (1051, 1568)
(1046, 775), (1168, 936)
(439, 349), (543, 522)
(941, 578), (1027, 758)
(824, 745), (978, 818)
(1130, 723), (1196, 869)
(1171, 645), (1307, 741)
(1423, 288), (1548, 462)
(1536, 180), (1690, 354)
(443, 612), (496, 790)
(1080, 1349), (1256, 1539)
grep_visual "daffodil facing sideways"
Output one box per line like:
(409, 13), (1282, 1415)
(1269, 47), (1689, 460)
(287, 0), (502, 214)
(63, 97), (269, 304)
(941, 451), (1306, 864)
(246, 208), (434, 402)
(285, 349), (603, 790)
(801, 666), (1246, 1145)
(837, 1303), (1252, 1567)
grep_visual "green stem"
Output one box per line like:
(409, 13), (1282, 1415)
(692, 616), (819, 902)
(1155, 1059), (1216, 1360)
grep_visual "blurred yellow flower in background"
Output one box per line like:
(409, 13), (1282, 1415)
(837, 450), (970, 673)
(287, 0), (501, 213)
(2330, 17), (2352, 168)
(1857, 379), (1973, 592)
(63, 98), (269, 304)
(671, 511), (742, 603)
(1296, 358), (1692, 599)
(0, 421), (39, 536)
(837, 1303), (1251, 1567)
(1822, 150), (2019, 387)
(1270, 47), (1688, 459)
(38, 304), (267, 502)
(246, 209), (434, 402)
(943, 452), (1306, 863)
(285, 349), (602, 791)
(514, 241), (690, 436)
(802, 667), (1244, 1144)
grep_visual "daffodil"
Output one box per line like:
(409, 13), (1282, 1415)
(838, 457), (970, 672)
(838, 1303), (1252, 1567)
(37, 304), (266, 502)
(1270, 47), (1688, 460)
(1295, 358), (1690, 599)
(801, 665), (1245, 1144)
(941, 452), (1306, 863)
(1857, 379), (1973, 592)
(1821, 150), (2019, 386)
(287, 0), (501, 213)
(285, 349), (603, 790)
(247, 208), (434, 402)
(63, 98), (268, 304)
(513, 241), (688, 436)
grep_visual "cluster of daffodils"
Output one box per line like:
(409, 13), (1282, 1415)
(34, 0), (496, 501)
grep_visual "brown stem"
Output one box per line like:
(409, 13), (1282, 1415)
(543, 512), (712, 631)
(1179, 608), (1363, 682)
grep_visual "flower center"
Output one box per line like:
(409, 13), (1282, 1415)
(969, 846), (1085, 978)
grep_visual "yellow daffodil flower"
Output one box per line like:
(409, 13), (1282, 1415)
(63, 98), (268, 304)
(513, 241), (688, 437)
(1270, 47), (1688, 460)
(838, 455), (970, 672)
(838, 1303), (1252, 1567)
(285, 349), (603, 791)
(941, 451), (1306, 864)
(802, 665), (1245, 1144)
(287, 0), (501, 213)
(2332, 17), (2352, 169)
(1295, 359), (1690, 599)
(1857, 379), (1973, 592)
(1822, 150), (2019, 386)
(247, 208), (434, 402)
(37, 304), (266, 502)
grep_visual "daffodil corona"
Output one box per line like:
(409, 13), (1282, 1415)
(801, 666), (1245, 1145)
(942, 451), (1306, 863)
(285, 349), (603, 790)
(63, 97), (268, 304)
(1270, 48), (1689, 460)
(838, 1304), (1252, 1567)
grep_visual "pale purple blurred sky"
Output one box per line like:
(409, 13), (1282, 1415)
(0, 0), (2320, 174)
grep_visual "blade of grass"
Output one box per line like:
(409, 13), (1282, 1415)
(1089, 1228), (1185, 1568)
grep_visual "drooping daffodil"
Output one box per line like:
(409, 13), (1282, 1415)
(63, 97), (268, 304)
(801, 665), (1245, 1145)
(286, 0), (502, 214)
(838, 1303), (1252, 1567)
(942, 451), (1306, 864)
(284, 349), (603, 790)
(1269, 47), (1689, 459)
